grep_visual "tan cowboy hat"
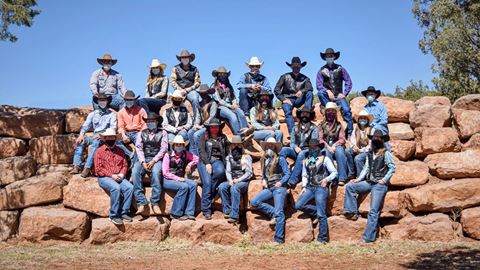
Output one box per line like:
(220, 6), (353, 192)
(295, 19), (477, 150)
(324, 102), (339, 111)
(169, 90), (185, 101)
(260, 137), (282, 153)
(212, 66), (231, 77)
(356, 110), (374, 124)
(176, 50), (195, 62)
(229, 135), (245, 148)
(148, 59), (167, 70)
(100, 128), (118, 138)
(97, 53), (117, 65)
(246, 56), (264, 67)
(171, 135), (186, 145)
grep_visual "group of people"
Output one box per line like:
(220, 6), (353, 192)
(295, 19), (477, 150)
(71, 48), (395, 245)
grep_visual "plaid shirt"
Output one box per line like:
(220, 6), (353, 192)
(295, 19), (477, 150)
(94, 144), (127, 177)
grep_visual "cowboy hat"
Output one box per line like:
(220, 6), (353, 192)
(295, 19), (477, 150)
(356, 110), (374, 124)
(171, 135), (186, 145)
(176, 50), (195, 62)
(148, 59), (167, 70)
(307, 138), (324, 148)
(229, 135), (245, 148)
(100, 128), (117, 137)
(212, 66), (231, 78)
(93, 93), (113, 104)
(123, 90), (140, 100)
(246, 56), (264, 67)
(142, 112), (163, 124)
(97, 53), (117, 65)
(205, 118), (224, 128)
(368, 128), (390, 142)
(286, 56), (307, 67)
(320, 48), (340, 61)
(169, 90), (185, 101)
(295, 106), (316, 120)
(260, 137), (282, 153)
(198, 84), (215, 95)
(361, 86), (382, 99)
(324, 102), (339, 111)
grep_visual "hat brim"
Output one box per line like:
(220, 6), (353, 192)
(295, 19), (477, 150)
(92, 95), (113, 104)
(368, 134), (390, 142)
(246, 62), (264, 67)
(148, 64), (167, 70)
(260, 141), (282, 153)
(286, 61), (307, 67)
(320, 52), (340, 61)
(142, 116), (163, 124)
(123, 95), (140, 100)
(97, 58), (117, 65)
(212, 70), (231, 78)
(361, 89), (382, 99)
(176, 53), (195, 62)
(296, 109), (316, 119)
(356, 114), (374, 124)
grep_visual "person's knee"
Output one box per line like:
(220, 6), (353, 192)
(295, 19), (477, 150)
(294, 200), (304, 210)
(250, 198), (260, 208)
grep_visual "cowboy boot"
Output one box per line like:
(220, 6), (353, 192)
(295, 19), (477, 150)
(70, 165), (82, 175)
(80, 168), (91, 178)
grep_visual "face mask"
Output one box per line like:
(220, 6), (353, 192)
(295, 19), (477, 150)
(98, 101), (108, 109)
(309, 149), (320, 157)
(232, 147), (243, 160)
(105, 140), (116, 147)
(359, 119), (368, 127)
(292, 67), (301, 74)
(367, 95), (375, 103)
(147, 122), (157, 130)
(301, 116), (310, 123)
(326, 112), (336, 122)
(174, 146), (185, 152)
(125, 100), (135, 108)
(326, 57), (334, 64)
(250, 67), (260, 75)
(372, 139), (383, 149)
(151, 69), (161, 75)
(181, 58), (190, 65)
(265, 149), (275, 158)
(172, 100), (182, 107)
(102, 64), (112, 71)
(218, 75), (228, 83)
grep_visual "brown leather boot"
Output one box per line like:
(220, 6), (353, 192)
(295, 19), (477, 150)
(70, 165), (82, 175)
(80, 167), (91, 178)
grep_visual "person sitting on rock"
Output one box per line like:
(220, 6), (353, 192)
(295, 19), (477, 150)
(295, 139), (337, 244)
(343, 129), (396, 244)
(197, 118), (229, 220)
(274, 57), (314, 136)
(132, 112), (168, 217)
(250, 137), (290, 245)
(250, 90), (283, 144)
(361, 86), (388, 136)
(89, 53), (127, 111)
(161, 90), (193, 142)
(162, 135), (199, 221)
(71, 93), (117, 178)
(94, 128), (133, 225)
(279, 107), (318, 187)
(218, 135), (253, 224)
(345, 110), (373, 178)
(237, 56), (272, 118)
(319, 102), (349, 185)
(117, 90), (147, 158)
(138, 59), (169, 113)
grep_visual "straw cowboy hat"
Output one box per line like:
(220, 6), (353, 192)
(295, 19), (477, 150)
(169, 90), (185, 101)
(246, 56), (264, 67)
(148, 59), (167, 70)
(320, 48), (340, 61)
(142, 112), (163, 125)
(92, 93), (113, 104)
(100, 128), (120, 140)
(296, 106), (316, 120)
(97, 53), (117, 65)
(356, 110), (374, 124)
(260, 137), (282, 153)
(212, 66), (231, 77)
(123, 90), (140, 100)
(286, 56), (307, 67)
(368, 128), (390, 142)
(176, 50), (195, 62)
(361, 86), (382, 99)
(171, 135), (187, 145)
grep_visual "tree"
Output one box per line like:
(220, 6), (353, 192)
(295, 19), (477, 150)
(413, 0), (480, 101)
(391, 80), (439, 101)
(0, 0), (40, 42)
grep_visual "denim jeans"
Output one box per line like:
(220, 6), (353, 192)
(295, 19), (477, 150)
(324, 145), (348, 182)
(354, 152), (368, 176)
(317, 91), (353, 137)
(117, 131), (138, 158)
(73, 136), (101, 169)
(279, 147), (308, 186)
(131, 160), (162, 206)
(92, 94), (125, 111)
(250, 186), (287, 243)
(218, 181), (249, 219)
(162, 178), (198, 217)
(281, 91), (313, 135)
(188, 128), (206, 156)
(345, 147), (356, 178)
(97, 177), (134, 218)
(295, 185), (329, 242)
(186, 91), (201, 122)
(219, 106), (248, 135)
(239, 88), (256, 116)
(344, 181), (388, 242)
(167, 130), (189, 142)
(253, 130), (283, 144)
(137, 97), (167, 113)
(198, 160), (226, 215)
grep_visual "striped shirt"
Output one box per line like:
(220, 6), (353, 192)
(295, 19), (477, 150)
(94, 145), (127, 177)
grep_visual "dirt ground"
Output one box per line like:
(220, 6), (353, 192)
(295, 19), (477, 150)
(1, 239), (479, 270)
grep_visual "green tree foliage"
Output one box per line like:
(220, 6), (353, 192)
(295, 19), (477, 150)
(0, 0), (40, 42)
(413, 0), (480, 101)
(391, 80), (439, 101)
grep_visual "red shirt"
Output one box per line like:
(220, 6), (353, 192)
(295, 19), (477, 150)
(94, 144), (128, 177)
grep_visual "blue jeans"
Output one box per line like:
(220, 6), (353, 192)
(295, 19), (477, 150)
(186, 91), (201, 122)
(281, 91), (313, 135)
(280, 147), (308, 186)
(163, 178), (198, 217)
(117, 131), (138, 158)
(198, 160), (226, 215)
(250, 186), (287, 243)
(189, 128), (206, 156)
(318, 91), (353, 137)
(97, 177), (133, 218)
(354, 152), (368, 176)
(131, 160), (162, 206)
(218, 181), (249, 219)
(92, 94), (125, 111)
(239, 88), (255, 116)
(295, 185), (329, 242)
(345, 147), (356, 178)
(219, 106), (248, 135)
(324, 145), (348, 182)
(253, 130), (283, 144)
(73, 136), (101, 169)
(138, 97), (167, 113)
(167, 130), (188, 142)
(344, 181), (388, 242)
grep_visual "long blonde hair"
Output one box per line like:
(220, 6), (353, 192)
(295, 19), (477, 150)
(261, 151), (279, 177)
(146, 69), (165, 87)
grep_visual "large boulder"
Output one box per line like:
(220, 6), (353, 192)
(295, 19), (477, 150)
(381, 213), (459, 241)
(452, 94), (480, 111)
(461, 207), (480, 240)
(452, 108), (480, 140)
(414, 127), (461, 158)
(0, 173), (67, 210)
(358, 191), (406, 218)
(388, 123), (414, 140)
(350, 97), (368, 121)
(350, 96), (415, 123)
(390, 140), (416, 161)
(327, 216), (368, 241)
(389, 160), (429, 187)
(424, 150), (480, 179)
(36, 164), (73, 175)
(0, 105), (66, 139)
(0, 137), (26, 159)
(65, 107), (92, 133)
(415, 96), (451, 107)
(88, 216), (170, 244)
(409, 97), (451, 128)
(0, 156), (36, 186)
(400, 178), (480, 212)
(18, 206), (90, 242)
(62, 176), (110, 217)
(463, 133), (480, 151)
(0, 210), (19, 241)
(29, 134), (77, 164)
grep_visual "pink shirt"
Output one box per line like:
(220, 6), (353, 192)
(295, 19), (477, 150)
(162, 151), (199, 181)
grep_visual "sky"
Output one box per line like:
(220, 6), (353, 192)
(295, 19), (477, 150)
(0, 0), (436, 109)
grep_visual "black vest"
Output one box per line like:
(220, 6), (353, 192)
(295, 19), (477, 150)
(367, 151), (389, 183)
(321, 64), (344, 96)
(305, 155), (329, 186)
(205, 136), (227, 163)
(294, 123), (316, 149)
(258, 109), (273, 127)
(166, 106), (188, 127)
(169, 152), (187, 177)
(263, 157), (284, 187)
(141, 130), (164, 162)
(283, 73), (309, 96)
(175, 64), (198, 89)
(244, 72), (267, 98)
(229, 156), (246, 179)
(322, 123), (342, 146)
(147, 77), (167, 98)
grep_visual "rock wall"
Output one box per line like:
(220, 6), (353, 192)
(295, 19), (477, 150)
(1, 95), (480, 244)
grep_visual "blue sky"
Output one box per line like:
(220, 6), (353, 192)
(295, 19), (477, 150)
(0, 0), (435, 109)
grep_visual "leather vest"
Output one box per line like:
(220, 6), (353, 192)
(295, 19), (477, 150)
(169, 152), (187, 177)
(147, 77), (166, 98)
(263, 157), (283, 187)
(175, 64), (198, 89)
(294, 123), (316, 149)
(166, 106), (188, 127)
(141, 130), (164, 162)
(367, 151), (389, 183)
(283, 73), (308, 96)
(321, 64), (344, 96)
(206, 136), (227, 163)
(322, 123), (342, 146)
(305, 155), (329, 186)
(229, 156), (245, 179)
(258, 109), (273, 126)
(244, 73), (266, 98)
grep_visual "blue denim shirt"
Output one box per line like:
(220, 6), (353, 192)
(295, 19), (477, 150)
(357, 150), (396, 184)
(89, 68), (127, 96)
(80, 109), (117, 135)
(236, 73), (272, 102)
(364, 100), (389, 135)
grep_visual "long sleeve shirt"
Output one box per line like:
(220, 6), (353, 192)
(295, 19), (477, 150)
(135, 130), (169, 164)
(80, 109), (117, 135)
(161, 106), (193, 133)
(211, 83), (236, 109)
(315, 65), (352, 96)
(162, 151), (199, 181)
(170, 66), (201, 91)
(364, 100), (389, 135)
(146, 77), (169, 99)
(117, 106), (147, 135)
(236, 73), (272, 102)
(89, 69), (127, 96)
(290, 124), (319, 149)
(274, 73), (313, 101)
(249, 106), (280, 130)
(357, 151), (396, 184)
(301, 156), (338, 187)
(94, 145), (127, 177)
(262, 156), (291, 185)
(225, 155), (253, 183)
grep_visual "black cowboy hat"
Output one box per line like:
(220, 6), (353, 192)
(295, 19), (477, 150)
(211, 66), (231, 78)
(142, 112), (163, 124)
(286, 56), (307, 68)
(361, 86), (382, 99)
(308, 138), (324, 148)
(295, 106), (316, 120)
(320, 48), (340, 61)
(92, 93), (113, 104)
(205, 118), (225, 128)
(123, 90), (140, 100)
(368, 129), (390, 142)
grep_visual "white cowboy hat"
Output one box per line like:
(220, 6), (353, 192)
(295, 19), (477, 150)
(325, 102), (339, 111)
(100, 128), (117, 137)
(171, 135), (186, 145)
(246, 56), (264, 67)
(148, 59), (167, 70)
(260, 137), (282, 153)
(169, 90), (185, 100)
(357, 110), (374, 124)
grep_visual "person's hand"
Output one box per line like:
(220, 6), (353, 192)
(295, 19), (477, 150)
(321, 179), (328, 187)
(295, 147), (302, 154)
(295, 91), (302, 98)
(178, 177), (185, 182)
(274, 181), (282, 188)
(253, 84), (261, 92)
(327, 90), (335, 101)
(229, 180), (234, 185)
(184, 87), (192, 93)
(185, 164), (192, 175)
(75, 134), (84, 146)
(337, 93), (345, 99)
(283, 99), (292, 105)
(262, 180), (268, 188)
(112, 174), (121, 181)
(351, 178), (360, 183)
(147, 160), (156, 170)
(194, 124), (202, 130)
(328, 146), (335, 154)
(352, 145), (359, 153)
(231, 103), (240, 110)
(206, 164), (212, 174)
(233, 178), (241, 184)
(122, 135), (130, 143)
(266, 126), (275, 131)
(142, 162), (150, 171)
(378, 179), (386, 185)
(301, 187), (306, 194)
